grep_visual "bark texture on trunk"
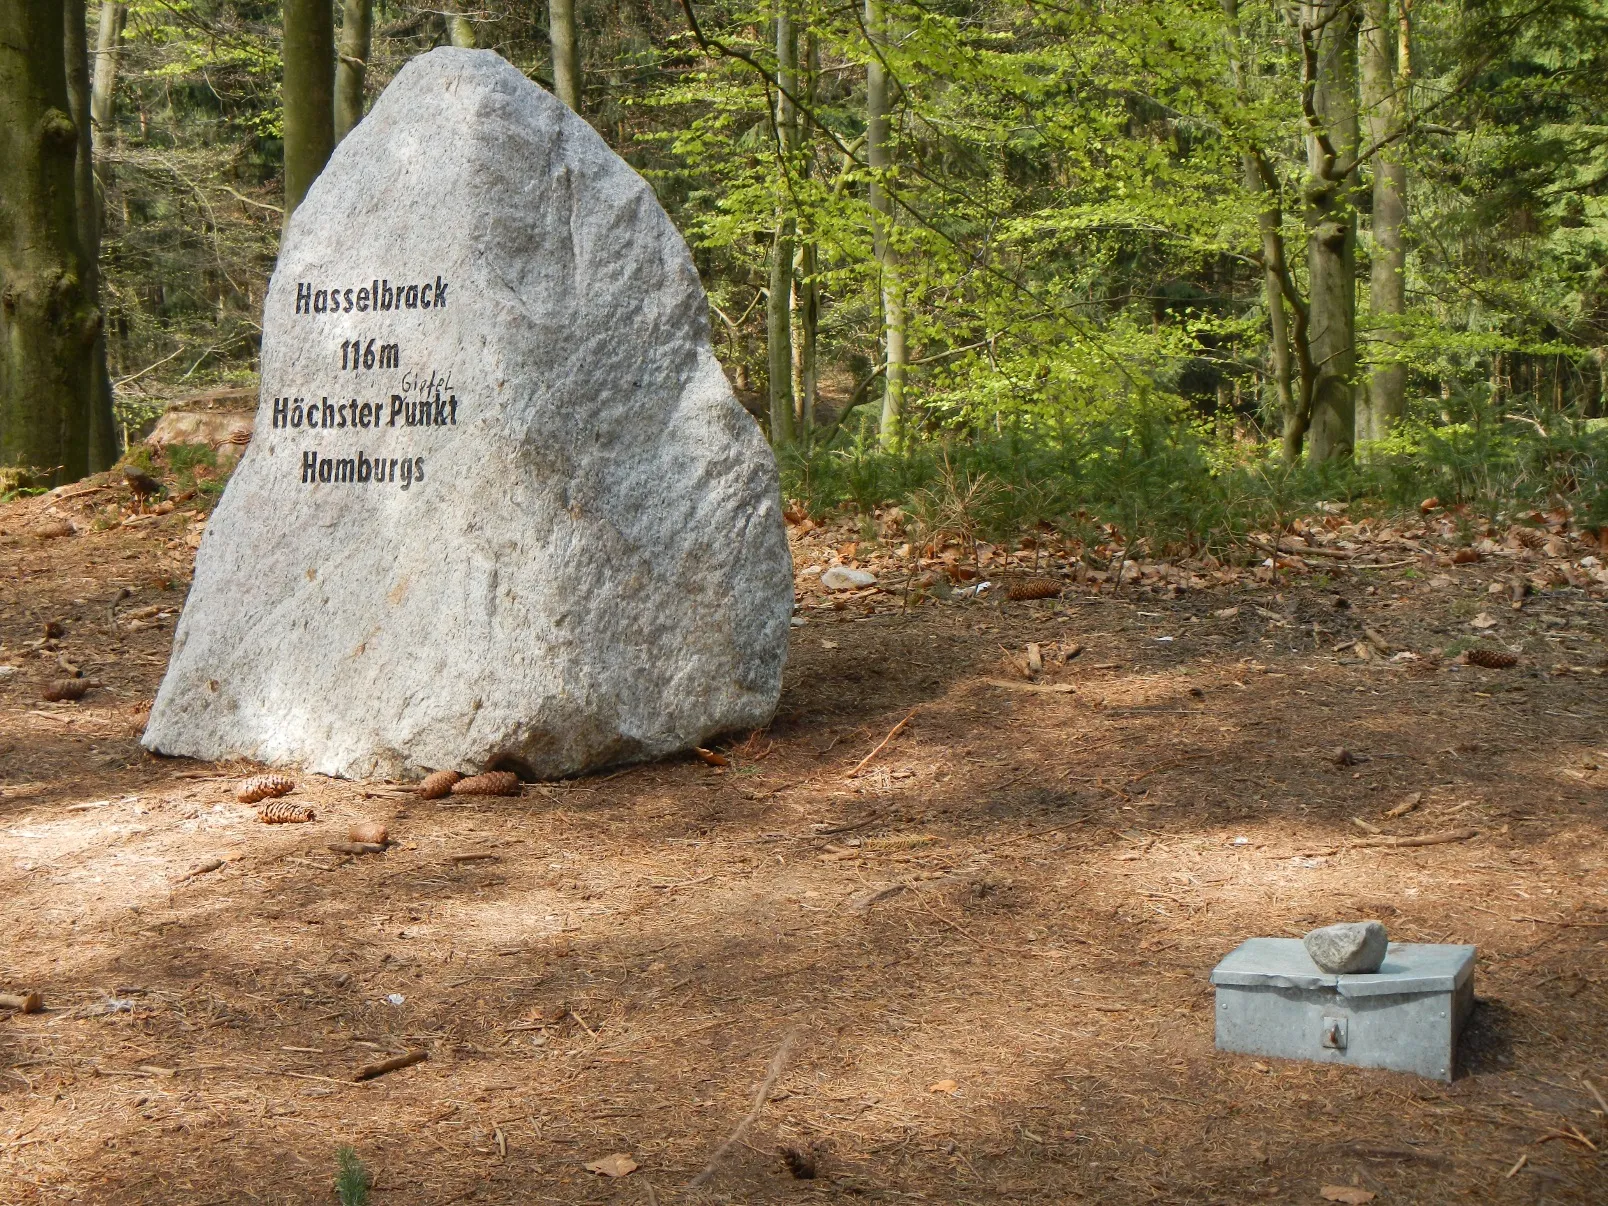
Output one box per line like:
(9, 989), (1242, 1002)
(1303, 0), (1359, 464)
(1, 0), (101, 482)
(866, 0), (904, 449)
(1358, 0), (1406, 444)
(548, 0), (581, 111)
(65, 0), (116, 468)
(334, 0), (371, 141)
(282, 0), (335, 224)
(766, 2), (798, 444)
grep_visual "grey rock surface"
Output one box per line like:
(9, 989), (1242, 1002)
(142, 48), (792, 779)
(1303, 920), (1389, 974)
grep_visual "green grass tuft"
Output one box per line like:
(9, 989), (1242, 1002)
(334, 1145), (370, 1206)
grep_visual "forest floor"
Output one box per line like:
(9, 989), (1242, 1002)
(1, 475), (1605, 1205)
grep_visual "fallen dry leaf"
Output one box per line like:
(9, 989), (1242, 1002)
(928, 1079), (959, 1094)
(1470, 611), (1499, 630)
(1320, 1187), (1376, 1204)
(693, 747), (729, 767)
(584, 1152), (638, 1178)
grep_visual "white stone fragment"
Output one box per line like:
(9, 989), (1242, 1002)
(142, 49), (792, 780)
(820, 566), (877, 591)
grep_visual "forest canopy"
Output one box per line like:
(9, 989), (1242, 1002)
(3, 0), (1606, 516)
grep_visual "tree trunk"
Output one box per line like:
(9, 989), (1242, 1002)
(1223, 0), (1304, 460)
(89, 1), (124, 150)
(794, 239), (818, 435)
(448, 0), (475, 48)
(866, 0), (904, 449)
(792, 32), (818, 436)
(1358, 0), (1406, 444)
(548, 0), (581, 111)
(766, 1), (798, 444)
(65, 0), (116, 468)
(0, 0), (101, 483)
(334, 0), (371, 142)
(282, 0), (335, 224)
(1303, 0), (1360, 464)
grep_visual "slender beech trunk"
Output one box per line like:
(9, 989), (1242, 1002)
(548, 0), (581, 110)
(89, 1), (124, 153)
(766, 1), (798, 444)
(1358, 0), (1407, 444)
(1253, 164), (1304, 461)
(448, 1), (475, 48)
(334, 0), (371, 142)
(282, 0), (335, 225)
(794, 241), (818, 435)
(1, 0), (100, 483)
(792, 33), (819, 435)
(1302, 0), (1360, 464)
(65, 0), (115, 468)
(866, 0), (904, 449)
(1222, 0), (1302, 459)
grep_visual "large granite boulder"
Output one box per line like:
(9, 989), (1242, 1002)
(142, 48), (792, 780)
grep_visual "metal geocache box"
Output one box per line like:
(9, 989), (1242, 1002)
(1210, 938), (1476, 1081)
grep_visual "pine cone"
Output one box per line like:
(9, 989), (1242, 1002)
(417, 769), (462, 799)
(451, 771), (521, 797)
(1006, 577), (1062, 601)
(258, 801), (315, 823)
(1511, 526), (1544, 549)
(1466, 648), (1518, 669)
(236, 773), (296, 804)
(41, 678), (90, 702)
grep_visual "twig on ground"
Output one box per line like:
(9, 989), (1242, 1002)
(1351, 828), (1478, 849)
(686, 1028), (800, 1188)
(1582, 1076), (1608, 1115)
(353, 1049), (429, 1082)
(846, 709), (917, 777)
(984, 678), (1076, 694)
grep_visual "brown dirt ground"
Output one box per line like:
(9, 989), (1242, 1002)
(1, 477), (1605, 1205)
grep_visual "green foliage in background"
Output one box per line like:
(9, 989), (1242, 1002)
(781, 403), (1608, 554)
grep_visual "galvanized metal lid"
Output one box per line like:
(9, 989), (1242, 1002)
(1210, 938), (1476, 997)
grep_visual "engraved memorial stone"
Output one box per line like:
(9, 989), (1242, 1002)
(142, 48), (792, 779)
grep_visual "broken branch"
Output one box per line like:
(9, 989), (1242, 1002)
(1351, 828), (1478, 849)
(353, 1049), (429, 1081)
(846, 709), (916, 778)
